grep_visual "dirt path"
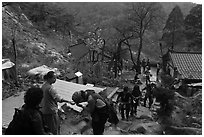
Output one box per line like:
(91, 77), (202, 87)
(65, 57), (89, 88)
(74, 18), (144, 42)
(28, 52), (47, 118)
(60, 67), (163, 135)
(60, 103), (163, 135)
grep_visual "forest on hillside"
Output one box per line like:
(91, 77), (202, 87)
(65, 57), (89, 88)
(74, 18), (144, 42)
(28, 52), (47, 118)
(3, 2), (201, 59)
(2, 2), (202, 95)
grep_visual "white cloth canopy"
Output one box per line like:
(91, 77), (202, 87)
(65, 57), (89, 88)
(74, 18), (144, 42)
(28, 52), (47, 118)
(27, 65), (60, 77)
(2, 59), (15, 70)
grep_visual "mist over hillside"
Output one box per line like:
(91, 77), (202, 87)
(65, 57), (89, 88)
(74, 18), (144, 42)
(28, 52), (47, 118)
(59, 2), (195, 17)
(160, 2), (196, 16)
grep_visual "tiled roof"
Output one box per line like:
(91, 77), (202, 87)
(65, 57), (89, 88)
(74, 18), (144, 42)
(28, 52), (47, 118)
(169, 52), (202, 80)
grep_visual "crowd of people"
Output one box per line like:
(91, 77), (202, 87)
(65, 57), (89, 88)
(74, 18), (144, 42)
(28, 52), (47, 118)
(5, 58), (161, 135)
(116, 81), (156, 121)
(113, 58), (159, 122)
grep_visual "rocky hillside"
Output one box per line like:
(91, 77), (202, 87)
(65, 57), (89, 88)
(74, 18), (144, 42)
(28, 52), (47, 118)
(2, 5), (70, 64)
(2, 4), (75, 99)
(162, 91), (202, 135)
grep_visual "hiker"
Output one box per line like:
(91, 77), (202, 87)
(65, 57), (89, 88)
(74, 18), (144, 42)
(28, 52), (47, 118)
(41, 71), (74, 135)
(72, 90), (110, 135)
(173, 67), (178, 78)
(156, 62), (161, 81)
(131, 83), (142, 116)
(146, 58), (150, 70)
(116, 86), (132, 121)
(5, 87), (52, 135)
(141, 59), (146, 73)
(134, 71), (139, 82)
(142, 83), (154, 109)
(166, 65), (171, 75)
(144, 69), (151, 85)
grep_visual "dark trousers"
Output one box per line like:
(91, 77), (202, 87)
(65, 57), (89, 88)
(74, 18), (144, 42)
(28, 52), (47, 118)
(144, 95), (153, 109)
(131, 99), (139, 115)
(146, 76), (150, 85)
(92, 120), (107, 135)
(156, 69), (160, 81)
(43, 113), (60, 135)
(91, 107), (109, 135)
(120, 103), (130, 119)
(142, 66), (146, 73)
(156, 69), (160, 76)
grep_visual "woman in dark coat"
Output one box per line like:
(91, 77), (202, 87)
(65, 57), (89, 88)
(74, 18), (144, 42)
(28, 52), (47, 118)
(5, 87), (52, 135)
(131, 84), (142, 116)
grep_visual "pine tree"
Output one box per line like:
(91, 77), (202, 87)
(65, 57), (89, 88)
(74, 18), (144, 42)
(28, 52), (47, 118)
(184, 4), (202, 51)
(161, 5), (185, 50)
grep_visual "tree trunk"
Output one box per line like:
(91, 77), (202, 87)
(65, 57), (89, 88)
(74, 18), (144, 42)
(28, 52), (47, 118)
(137, 35), (143, 68)
(92, 50), (95, 63)
(137, 19), (144, 72)
(101, 39), (105, 62)
(171, 17), (176, 50)
(96, 51), (99, 62)
(123, 41), (137, 68)
(12, 30), (18, 86)
(114, 54), (118, 78)
(115, 41), (122, 77)
(128, 46), (136, 67)
(159, 43), (163, 56)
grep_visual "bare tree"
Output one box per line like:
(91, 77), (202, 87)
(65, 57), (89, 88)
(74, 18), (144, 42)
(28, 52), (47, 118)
(126, 2), (164, 65)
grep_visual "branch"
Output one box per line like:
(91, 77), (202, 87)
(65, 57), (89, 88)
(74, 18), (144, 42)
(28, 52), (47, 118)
(2, 2), (11, 7)
(114, 48), (129, 57)
(123, 41), (131, 47)
(142, 7), (159, 34)
(121, 34), (133, 43)
(114, 27), (123, 35)
(142, 17), (152, 34)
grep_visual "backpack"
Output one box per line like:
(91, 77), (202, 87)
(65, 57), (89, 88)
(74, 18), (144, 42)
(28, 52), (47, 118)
(90, 93), (119, 125)
(5, 108), (33, 135)
(105, 99), (119, 125)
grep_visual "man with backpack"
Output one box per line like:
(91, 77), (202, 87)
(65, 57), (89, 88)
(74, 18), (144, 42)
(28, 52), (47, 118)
(5, 87), (52, 135)
(116, 86), (132, 121)
(72, 89), (118, 135)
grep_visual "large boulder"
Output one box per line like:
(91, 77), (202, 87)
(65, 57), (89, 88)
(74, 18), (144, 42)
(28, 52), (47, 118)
(138, 114), (154, 121)
(104, 127), (121, 135)
(136, 126), (146, 134)
(165, 126), (202, 135)
(129, 122), (163, 135)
